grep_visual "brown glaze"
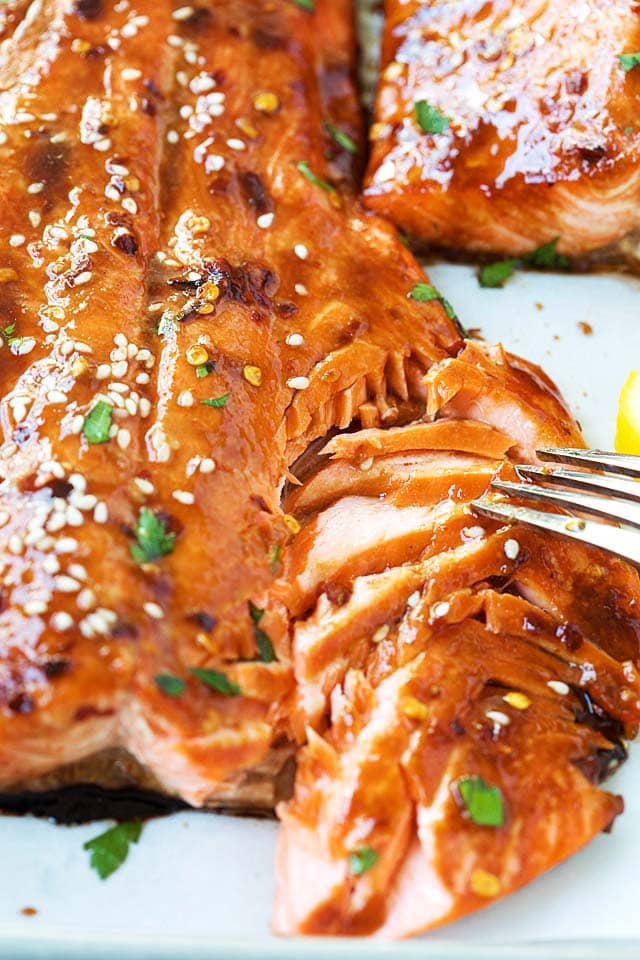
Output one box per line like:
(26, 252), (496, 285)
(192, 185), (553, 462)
(363, 0), (640, 258)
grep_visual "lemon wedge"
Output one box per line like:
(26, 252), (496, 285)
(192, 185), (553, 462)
(615, 370), (640, 454)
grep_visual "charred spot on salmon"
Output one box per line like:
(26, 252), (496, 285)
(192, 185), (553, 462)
(574, 744), (628, 786)
(238, 171), (272, 214)
(72, 0), (103, 18)
(42, 659), (72, 679)
(112, 233), (139, 256)
(27, 140), (69, 192)
(187, 611), (217, 632)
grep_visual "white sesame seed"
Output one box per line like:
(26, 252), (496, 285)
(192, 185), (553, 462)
(74, 271), (92, 286)
(199, 457), (216, 474)
(134, 477), (155, 495)
(54, 575), (81, 593)
(257, 213), (274, 229)
(172, 489), (195, 505)
(463, 525), (485, 540)
(548, 680), (570, 695)
(286, 376), (310, 390)
(66, 506), (84, 527)
(226, 138), (246, 151)
(68, 563), (87, 581)
(69, 473), (87, 492)
(205, 154), (225, 173)
(144, 601), (164, 619)
(125, 398), (138, 416)
(172, 4), (194, 18)
(27, 181), (44, 194)
(47, 514), (66, 534)
(190, 73), (215, 93)
(431, 601), (450, 619)
(55, 536), (78, 554)
(117, 428), (132, 450)
(47, 390), (68, 405)
(122, 67), (142, 80)
(8, 534), (22, 554)
(139, 398), (151, 418)
(372, 624), (390, 643)
(105, 184), (121, 202)
(9, 234), (25, 247)
(108, 391), (125, 409)
(504, 538), (520, 560)
(285, 333), (304, 347)
(177, 390), (194, 408)
(406, 590), (420, 609)
(96, 363), (111, 380)
(294, 283), (308, 296)
(73, 340), (93, 354)
(42, 554), (60, 574)
(94, 502), (108, 524)
(122, 197), (137, 215)
(24, 599), (47, 616)
(51, 611), (73, 631)
(43, 460), (65, 479)
(294, 243), (308, 260)
(111, 360), (128, 377)
(61, 341), (75, 356)
(486, 710), (510, 726)
(94, 138), (111, 152)
(136, 348), (152, 363)
(136, 372), (150, 385)
(109, 382), (130, 394)
(77, 588), (96, 611)
(167, 130), (179, 144)
(29, 211), (42, 228)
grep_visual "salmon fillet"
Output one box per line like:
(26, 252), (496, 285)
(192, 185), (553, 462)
(0, 0), (638, 940)
(362, 0), (640, 263)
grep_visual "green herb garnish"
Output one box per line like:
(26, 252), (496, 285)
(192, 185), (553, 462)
(196, 361), (215, 378)
(457, 775), (504, 827)
(297, 161), (335, 192)
(348, 846), (379, 876)
(1, 322), (16, 343)
(249, 600), (276, 663)
(130, 508), (175, 564)
(190, 667), (240, 697)
(83, 819), (143, 880)
(201, 393), (229, 408)
(479, 237), (569, 288)
(270, 543), (281, 573)
(291, 0), (314, 9)
(82, 400), (113, 444)
(618, 53), (640, 72)
(409, 282), (458, 321)
(478, 259), (519, 289)
(324, 121), (357, 155)
(414, 100), (450, 134)
(154, 673), (186, 697)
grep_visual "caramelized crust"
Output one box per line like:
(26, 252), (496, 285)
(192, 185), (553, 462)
(363, 0), (640, 261)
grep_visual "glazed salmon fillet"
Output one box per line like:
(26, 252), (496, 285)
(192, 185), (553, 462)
(362, 0), (640, 263)
(0, 0), (639, 941)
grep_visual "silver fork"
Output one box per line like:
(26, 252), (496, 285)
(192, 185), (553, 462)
(472, 449), (640, 565)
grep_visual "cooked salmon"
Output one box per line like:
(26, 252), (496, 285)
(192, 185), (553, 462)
(0, 0), (638, 941)
(363, 0), (640, 263)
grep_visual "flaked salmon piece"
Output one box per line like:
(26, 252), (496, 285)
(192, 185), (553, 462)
(322, 419), (515, 461)
(363, 0), (640, 262)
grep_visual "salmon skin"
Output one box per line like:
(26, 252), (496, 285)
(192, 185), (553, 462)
(0, 0), (638, 941)
(363, 0), (640, 265)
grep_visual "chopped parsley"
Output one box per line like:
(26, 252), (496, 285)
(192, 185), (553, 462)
(296, 161), (335, 192)
(249, 600), (276, 663)
(201, 393), (229, 408)
(190, 667), (240, 697)
(196, 361), (215, 378)
(154, 673), (186, 697)
(270, 543), (281, 573)
(130, 508), (175, 564)
(618, 52), (640, 72)
(324, 121), (357, 155)
(478, 258), (519, 289)
(290, 0), (314, 9)
(348, 846), (379, 876)
(457, 775), (504, 827)
(83, 819), (143, 880)
(409, 282), (458, 321)
(479, 238), (569, 288)
(414, 100), (450, 135)
(82, 400), (113, 444)
(1, 322), (17, 343)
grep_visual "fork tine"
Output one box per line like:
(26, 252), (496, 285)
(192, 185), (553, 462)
(537, 448), (640, 478)
(491, 479), (640, 529)
(471, 499), (640, 566)
(516, 465), (640, 504)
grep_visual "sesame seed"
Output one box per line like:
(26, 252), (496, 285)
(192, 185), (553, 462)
(257, 213), (274, 229)
(406, 590), (420, 608)
(54, 537), (78, 553)
(14, 338), (37, 356)
(547, 680), (570, 695)
(190, 74), (215, 93)
(51, 611), (73, 631)
(125, 397), (138, 416)
(177, 390), (194, 407)
(8, 534), (22, 554)
(172, 489), (195, 505)
(24, 599), (47, 616)
(47, 514), (66, 533)
(77, 588), (96, 611)
(74, 271), (92, 286)
(286, 376), (310, 390)
(144, 601), (164, 619)
(47, 390), (68, 405)
(486, 710), (510, 726)
(94, 502), (108, 524)
(136, 372), (150, 385)
(167, 130), (179, 144)
(504, 538), (520, 560)
(111, 360), (128, 377)
(226, 138), (246, 151)
(285, 333), (304, 347)
(29, 211), (41, 227)
(122, 197), (137, 215)
(372, 624), (389, 643)
(200, 457), (216, 473)
(66, 506), (84, 527)
(9, 234), (25, 247)
(117, 428), (132, 450)
(42, 555), (60, 574)
(463, 525), (485, 540)
(205, 154), (225, 173)
(294, 244), (308, 260)
(41, 460), (65, 479)
(96, 363), (111, 380)
(109, 382), (129, 394)
(54, 575), (81, 593)
(122, 67), (142, 80)
(139, 398), (151, 418)
(27, 181), (44, 194)
(172, 5), (194, 18)
(73, 493), (97, 511)
(431, 601), (450, 619)
(134, 477), (155, 495)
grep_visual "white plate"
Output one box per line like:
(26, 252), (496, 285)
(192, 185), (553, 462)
(1, 266), (639, 959)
